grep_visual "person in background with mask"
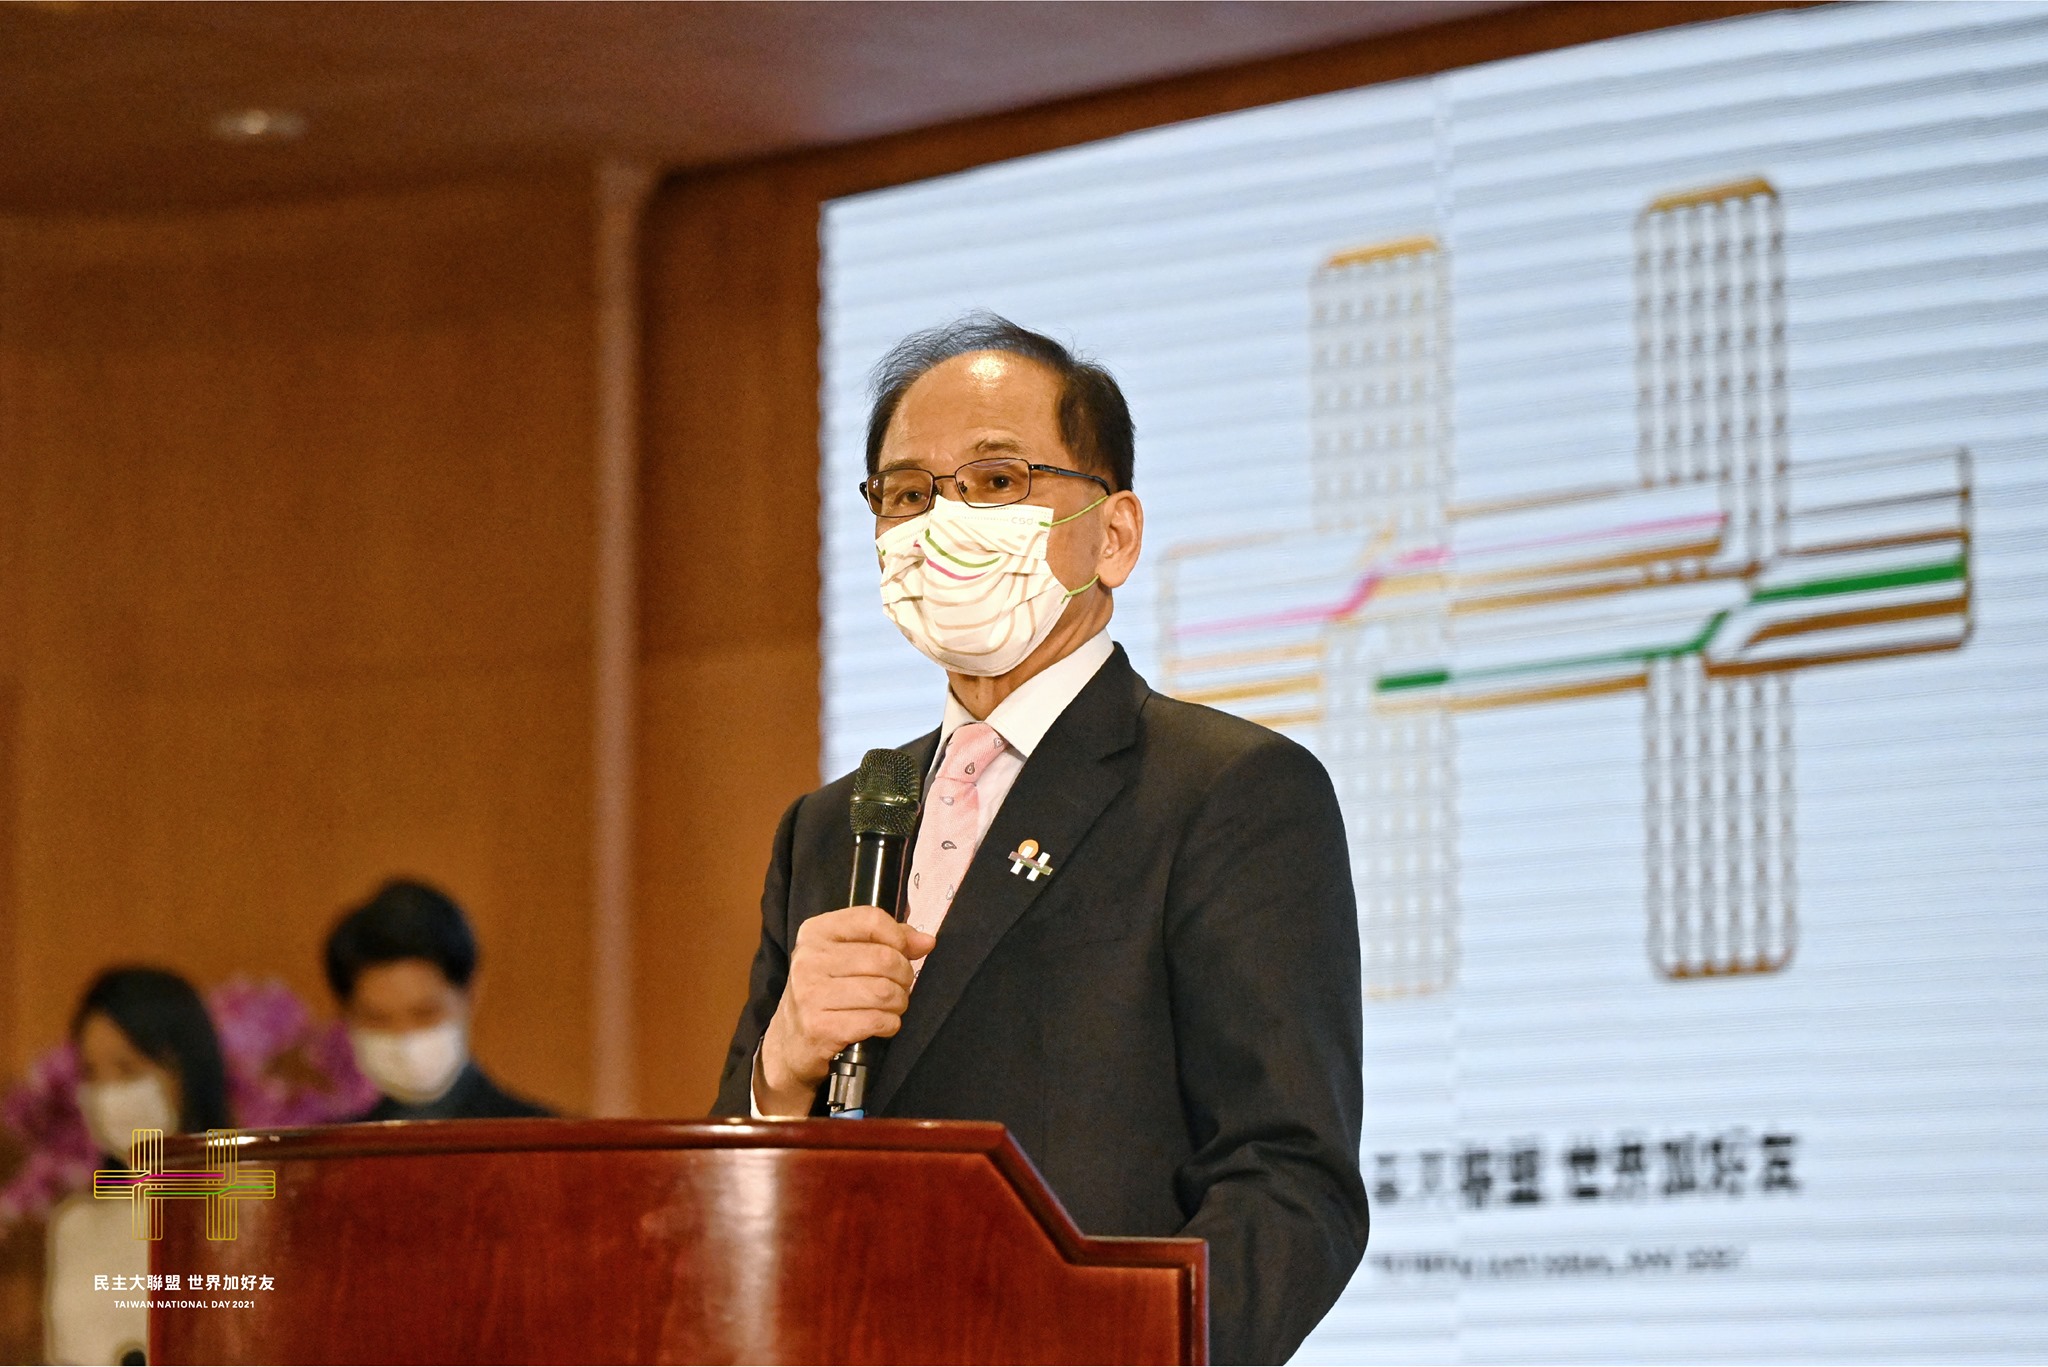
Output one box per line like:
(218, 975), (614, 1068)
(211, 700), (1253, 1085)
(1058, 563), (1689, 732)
(324, 879), (551, 1122)
(47, 965), (232, 1366)
(713, 312), (1367, 1365)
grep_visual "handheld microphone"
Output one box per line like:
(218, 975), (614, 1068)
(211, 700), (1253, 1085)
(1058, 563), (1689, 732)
(827, 747), (921, 1118)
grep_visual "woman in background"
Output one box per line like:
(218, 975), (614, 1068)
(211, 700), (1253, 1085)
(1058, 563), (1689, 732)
(44, 967), (231, 1367)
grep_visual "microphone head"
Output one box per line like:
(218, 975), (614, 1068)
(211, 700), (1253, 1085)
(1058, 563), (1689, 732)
(851, 748), (921, 837)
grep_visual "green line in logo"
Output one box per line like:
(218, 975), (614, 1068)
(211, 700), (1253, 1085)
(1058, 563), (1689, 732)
(1379, 668), (1451, 692)
(1749, 557), (1965, 604)
(1372, 556), (1966, 694)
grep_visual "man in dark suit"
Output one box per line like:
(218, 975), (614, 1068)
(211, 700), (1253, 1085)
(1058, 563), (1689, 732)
(714, 313), (1366, 1364)
(325, 878), (553, 1122)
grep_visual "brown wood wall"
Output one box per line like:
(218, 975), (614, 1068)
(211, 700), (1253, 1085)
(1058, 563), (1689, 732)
(0, 175), (605, 1112)
(0, 0), (1804, 1128)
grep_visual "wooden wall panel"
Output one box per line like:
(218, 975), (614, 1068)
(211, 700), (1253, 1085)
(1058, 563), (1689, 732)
(2, 187), (595, 688)
(633, 645), (816, 1116)
(631, 0), (1809, 1114)
(0, 175), (601, 1112)
(0, 685), (14, 1081)
(633, 170), (825, 1117)
(638, 170), (826, 663)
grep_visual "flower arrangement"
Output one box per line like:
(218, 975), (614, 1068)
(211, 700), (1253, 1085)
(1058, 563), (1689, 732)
(0, 1045), (89, 1230)
(0, 977), (378, 1229)
(208, 978), (378, 1131)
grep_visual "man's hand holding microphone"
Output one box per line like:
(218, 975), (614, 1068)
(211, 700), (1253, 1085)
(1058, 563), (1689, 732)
(754, 747), (926, 1118)
(752, 906), (933, 1116)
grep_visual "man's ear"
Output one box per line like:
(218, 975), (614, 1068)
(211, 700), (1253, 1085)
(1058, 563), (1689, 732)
(1096, 490), (1144, 590)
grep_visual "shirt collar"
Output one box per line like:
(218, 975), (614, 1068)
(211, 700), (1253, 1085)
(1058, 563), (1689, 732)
(936, 629), (1115, 766)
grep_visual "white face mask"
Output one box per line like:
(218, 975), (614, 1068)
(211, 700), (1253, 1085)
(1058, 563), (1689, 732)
(876, 494), (1105, 676)
(349, 1020), (467, 1105)
(79, 1075), (179, 1160)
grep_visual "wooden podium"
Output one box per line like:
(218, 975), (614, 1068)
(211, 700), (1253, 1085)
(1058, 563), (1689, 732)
(148, 1118), (1206, 1365)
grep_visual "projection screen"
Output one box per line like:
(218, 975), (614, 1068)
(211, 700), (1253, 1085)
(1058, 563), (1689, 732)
(818, 4), (2048, 1360)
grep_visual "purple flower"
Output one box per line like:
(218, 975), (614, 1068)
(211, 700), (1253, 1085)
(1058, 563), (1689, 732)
(210, 977), (377, 1129)
(0, 1046), (94, 1226)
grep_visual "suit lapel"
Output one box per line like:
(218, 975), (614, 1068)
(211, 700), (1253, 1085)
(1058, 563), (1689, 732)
(868, 648), (1144, 1116)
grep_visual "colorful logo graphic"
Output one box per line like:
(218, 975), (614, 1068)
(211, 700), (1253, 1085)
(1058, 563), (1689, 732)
(93, 1128), (277, 1241)
(1162, 179), (1974, 997)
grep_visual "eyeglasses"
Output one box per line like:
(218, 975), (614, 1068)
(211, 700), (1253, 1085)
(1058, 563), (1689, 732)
(860, 456), (1113, 519)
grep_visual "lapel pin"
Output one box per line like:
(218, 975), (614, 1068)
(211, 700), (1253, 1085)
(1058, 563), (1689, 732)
(1007, 838), (1054, 882)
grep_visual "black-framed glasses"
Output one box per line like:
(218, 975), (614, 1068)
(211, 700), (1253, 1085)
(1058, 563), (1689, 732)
(859, 456), (1112, 519)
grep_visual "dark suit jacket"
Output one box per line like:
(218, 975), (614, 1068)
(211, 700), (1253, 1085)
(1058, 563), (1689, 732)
(356, 1062), (553, 1123)
(713, 645), (1367, 1364)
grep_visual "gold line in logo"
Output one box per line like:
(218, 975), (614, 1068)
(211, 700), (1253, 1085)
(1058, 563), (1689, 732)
(93, 1128), (277, 1241)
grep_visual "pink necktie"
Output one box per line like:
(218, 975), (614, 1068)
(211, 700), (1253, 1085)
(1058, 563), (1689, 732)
(904, 721), (1008, 974)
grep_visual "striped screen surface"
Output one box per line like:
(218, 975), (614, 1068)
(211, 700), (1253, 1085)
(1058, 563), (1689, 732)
(818, 4), (2048, 1361)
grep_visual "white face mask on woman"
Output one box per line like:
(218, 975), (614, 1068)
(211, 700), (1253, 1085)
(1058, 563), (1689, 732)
(348, 1019), (468, 1105)
(79, 1075), (179, 1160)
(876, 494), (1105, 676)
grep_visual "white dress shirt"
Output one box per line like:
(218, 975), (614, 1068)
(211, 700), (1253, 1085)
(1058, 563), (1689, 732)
(752, 629), (1116, 1117)
(922, 627), (1114, 841)
(45, 1192), (148, 1365)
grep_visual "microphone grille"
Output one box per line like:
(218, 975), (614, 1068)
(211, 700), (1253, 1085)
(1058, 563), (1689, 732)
(851, 748), (921, 837)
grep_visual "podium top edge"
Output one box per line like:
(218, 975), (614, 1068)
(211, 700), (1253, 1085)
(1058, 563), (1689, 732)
(157, 1115), (1208, 1299)
(160, 1116), (1014, 1164)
